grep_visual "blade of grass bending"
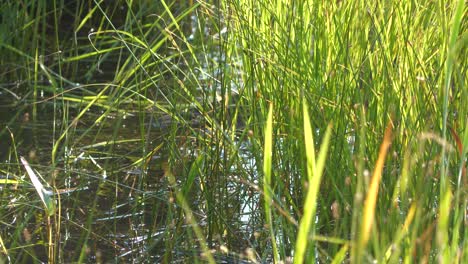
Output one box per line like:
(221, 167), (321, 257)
(263, 103), (278, 262)
(357, 122), (393, 257)
(294, 102), (332, 264)
(20, 157), (56, 216)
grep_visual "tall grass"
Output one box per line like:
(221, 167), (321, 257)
(223, 0), (466, 262)
(0, 0), (466, 263)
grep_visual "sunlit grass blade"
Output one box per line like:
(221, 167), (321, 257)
(0, 234), (7, 257)
(74, 0), (103, 33)
(0, 179), (22, 184)
(294, 101), (332, 264)
(331, 244), (349, 264)
(263, 103), (278, 262)
(20, 157), (56, 217)
(62, 46), (124, 62)
(302, 102), (316, 182)
(356, 121), (393, 259)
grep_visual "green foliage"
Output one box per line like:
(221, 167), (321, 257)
(294, 102), (332, 264)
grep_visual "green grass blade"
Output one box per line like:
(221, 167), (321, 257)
(331, 244), (349, 264)
(183, 154), (204, 196)
(0, 179), (21, 184)
(263, 103), (278, 262)
(303, 102), (317, 182)
(294, 101), (332, 264)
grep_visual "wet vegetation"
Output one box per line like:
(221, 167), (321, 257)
(0, 0), (466, 263)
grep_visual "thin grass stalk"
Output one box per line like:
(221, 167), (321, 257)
(31, 0), (45, 123)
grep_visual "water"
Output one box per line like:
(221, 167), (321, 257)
(0, 9), (262, 264)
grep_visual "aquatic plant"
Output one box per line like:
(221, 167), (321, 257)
(0, 0), (466, 263)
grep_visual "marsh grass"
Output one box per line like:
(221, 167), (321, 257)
(0, 0), (466, 263)
(223, 0), (466, 262)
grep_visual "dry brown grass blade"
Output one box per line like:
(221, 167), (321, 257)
(359, 121), (394, 248)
